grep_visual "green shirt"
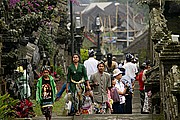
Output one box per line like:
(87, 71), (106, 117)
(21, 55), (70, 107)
(67, 63), (88, 92)
(36, 75), (57, 105)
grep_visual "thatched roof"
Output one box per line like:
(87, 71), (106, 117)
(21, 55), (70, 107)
(74, 2), (144, 32)
(82, 2), (112, 14)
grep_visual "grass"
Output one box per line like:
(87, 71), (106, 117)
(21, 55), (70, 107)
(32, 92), (66, 116)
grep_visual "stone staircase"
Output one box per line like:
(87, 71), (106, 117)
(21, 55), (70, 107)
(132, 82), (141, 114)
(33, 116), (73, 120)
(74, 114), (157, 120)
(32, 81), (161, 120)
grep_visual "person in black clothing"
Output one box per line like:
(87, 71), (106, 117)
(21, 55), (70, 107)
(36, 67), (57, 120)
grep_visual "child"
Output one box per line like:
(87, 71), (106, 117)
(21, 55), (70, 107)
(64, 92), (72, 115)
(107, 89), (113, 113)
(82, 89), (93, 114)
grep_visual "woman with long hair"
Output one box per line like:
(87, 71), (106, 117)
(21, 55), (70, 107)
(66, 53), (91, 116)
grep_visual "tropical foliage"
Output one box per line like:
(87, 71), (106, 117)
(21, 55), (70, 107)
(38, 26), (54, 55)
(56, 65), (65, 79)
(1, 0), (54, 37)
(0, 94), (18, 119)
(0, 0), (69, 57)
(0, 0), (69, 117)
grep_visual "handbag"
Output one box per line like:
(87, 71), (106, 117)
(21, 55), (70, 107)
(110, 87), (120, 103)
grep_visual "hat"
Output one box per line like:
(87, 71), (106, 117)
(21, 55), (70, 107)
(125, 53), (133, 61)
(140, 62), (146, 69)
(142, 62), (147, 67)
(113, 69), (123, 77)
(112, 56), (116, 61)
(88, 49), (94, 57)
(41, 65), (51, 72)
(15, 66), (24, 73)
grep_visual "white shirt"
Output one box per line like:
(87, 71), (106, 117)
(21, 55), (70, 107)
(123, 62), (138, 79)
(115, 79), (125, 104)
(142, 69), (148, 82)
(84, 57), (99, 80)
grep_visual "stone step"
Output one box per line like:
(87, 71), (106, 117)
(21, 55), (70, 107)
(133, 89), (140, 94)
(134, 88), (140, 92)
(133, 91), (140, 97)
(132, 97), (140, 102)
(33, 116), (73, 120)
(32, 114), (162, 120)
(132, 102), (141, 109)
(31, 81), (148, 120)
(132, 82), (141, 114)
(74, 114), (161, 120)
(132, 109), (141, 113)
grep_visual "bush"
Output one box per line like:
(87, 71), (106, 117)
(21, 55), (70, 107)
(0, 94), (18, 119)
(56, 65), (65, 78)
(80, 49), (89, 63)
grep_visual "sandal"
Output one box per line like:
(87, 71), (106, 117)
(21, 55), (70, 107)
(75, 112), (81, 116)
(55, 97), (60, 101)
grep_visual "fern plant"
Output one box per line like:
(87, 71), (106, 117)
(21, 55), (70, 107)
(0, 94), (18, 119)
(56, 65), (65, 79)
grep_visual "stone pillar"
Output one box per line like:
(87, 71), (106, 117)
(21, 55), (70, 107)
(159, 42), (180, 119)
(148, 0), (170, 115)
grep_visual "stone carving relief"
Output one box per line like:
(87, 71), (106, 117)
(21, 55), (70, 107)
(150, 7), (171, 43)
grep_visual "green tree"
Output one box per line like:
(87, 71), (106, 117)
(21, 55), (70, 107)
(80, 49), (89, 63)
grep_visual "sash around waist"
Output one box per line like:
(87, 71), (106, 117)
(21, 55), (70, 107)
(71, 79), (84, 84)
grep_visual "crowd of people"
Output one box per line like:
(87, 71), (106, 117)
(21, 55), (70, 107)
(35, 50), (152, 119)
